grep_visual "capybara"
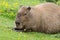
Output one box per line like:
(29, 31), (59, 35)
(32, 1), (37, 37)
(14, 2), (60, 34)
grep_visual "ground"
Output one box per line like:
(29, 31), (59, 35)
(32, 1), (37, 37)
(0, 0), (60, 40)
(0, 15), (60, 40)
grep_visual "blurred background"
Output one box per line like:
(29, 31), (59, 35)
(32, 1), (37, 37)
(0, 0), (60, 19)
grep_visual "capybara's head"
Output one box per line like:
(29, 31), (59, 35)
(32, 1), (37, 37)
(14, 6), (32, 31)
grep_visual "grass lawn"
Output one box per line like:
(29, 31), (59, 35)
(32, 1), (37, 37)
(0, 15), (60, 40)
(0, 0), (60, 40)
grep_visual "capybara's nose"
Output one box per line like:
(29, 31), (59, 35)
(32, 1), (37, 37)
(15, 21), (20, 25)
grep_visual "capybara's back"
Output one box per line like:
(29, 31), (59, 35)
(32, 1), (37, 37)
(15, 2), (60, 34)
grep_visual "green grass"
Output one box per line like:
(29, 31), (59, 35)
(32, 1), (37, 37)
(0, 0), (41, 19)
(0, 16), (60, 40)
(0, 0), (60, 19)
(0, 0), (60, 40)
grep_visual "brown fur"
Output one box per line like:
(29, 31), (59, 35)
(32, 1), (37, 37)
(15, 2), (60, 34)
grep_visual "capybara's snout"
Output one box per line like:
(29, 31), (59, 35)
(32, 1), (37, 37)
(15, 21), (20, 26)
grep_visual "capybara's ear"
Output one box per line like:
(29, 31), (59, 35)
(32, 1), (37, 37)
(27, 6), (31, 11)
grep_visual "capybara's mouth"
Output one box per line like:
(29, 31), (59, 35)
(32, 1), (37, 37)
(13, 28), (24, 32)
(13, 28), (31, 32)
